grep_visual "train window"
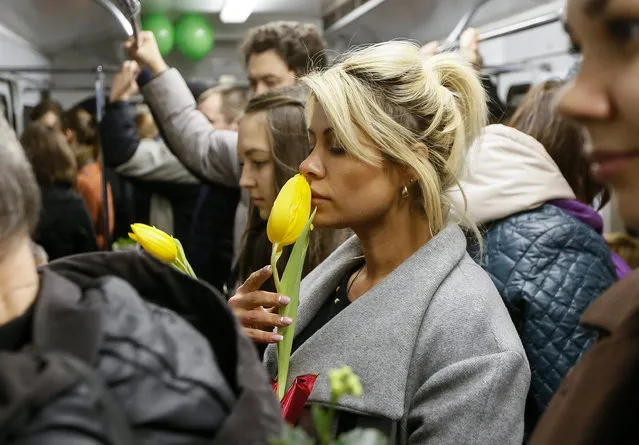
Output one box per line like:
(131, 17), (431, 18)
(504, 83), (531, 121)
(23, 105), (34, 126)
(0, 94), (8, 123)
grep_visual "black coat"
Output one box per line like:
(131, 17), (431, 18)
(33, 185), (98, 260)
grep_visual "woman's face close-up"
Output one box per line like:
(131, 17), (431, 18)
(238, 112), (277, 220)
(301, 103), (404, 230)
(559, 0), (639, 228)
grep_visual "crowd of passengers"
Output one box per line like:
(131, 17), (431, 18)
(1, 0), (639, 443)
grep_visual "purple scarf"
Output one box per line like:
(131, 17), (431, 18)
(550, 199), (632, 279)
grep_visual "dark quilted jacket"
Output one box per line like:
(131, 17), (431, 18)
(479, 204), (617, 424)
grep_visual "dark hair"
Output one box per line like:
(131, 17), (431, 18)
(508, 79), (608, 207)
(30, 98), (63, 130)
(0, 116), (40, 241)
(198, 85), (249, 123)
(240, 21), (328, 76)
(237, 85), (347, 290)
(20, 122), (77, 187)
(62, 107), (100, 165)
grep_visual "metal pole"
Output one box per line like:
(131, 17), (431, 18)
(24, 85), (114, 92)
(478, 11), (562, 42)
(440, 0), (492, 50)
(0, 67), (120, 74)
(95, 65), (112, 251)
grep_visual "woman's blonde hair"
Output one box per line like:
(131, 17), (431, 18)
(302, 41), (487, 237)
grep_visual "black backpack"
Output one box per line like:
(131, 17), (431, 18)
(0, 350), (136, 444)
(42, 250), (282, 444)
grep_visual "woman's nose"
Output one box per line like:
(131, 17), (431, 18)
(300, 148), (325, 181)
(558, 69), (611, 124)
(239, 166), (255, 189)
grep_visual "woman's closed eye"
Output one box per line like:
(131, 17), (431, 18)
(607, 19), (639, 45)
(329, 146), (346, 155)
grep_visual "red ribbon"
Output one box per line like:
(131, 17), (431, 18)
(273, 374), (318, 425)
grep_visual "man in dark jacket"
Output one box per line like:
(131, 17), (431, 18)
(0, 114), (282, 444)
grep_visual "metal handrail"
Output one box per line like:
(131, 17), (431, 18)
(0, 67), (120, 74)
(439, 6), (562, 50)
(479, 10), (563, 42)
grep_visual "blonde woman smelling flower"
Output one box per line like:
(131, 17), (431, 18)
(231, 41), (530, 443)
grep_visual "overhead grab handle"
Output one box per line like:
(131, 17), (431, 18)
(92, 0), (134, 37)
(113, 0), (143, 47)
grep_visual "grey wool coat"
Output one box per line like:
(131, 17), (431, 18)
(265, 224), (530, 444)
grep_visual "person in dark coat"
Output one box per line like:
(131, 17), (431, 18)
(0, 114), (282, 444)
(20, 122), (98, 260)
(451, 80), (629, 434)
(529, 0), (639, 442)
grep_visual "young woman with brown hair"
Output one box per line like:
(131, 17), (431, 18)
(530, 0), (639, 441)
(233, 85), (349, 295)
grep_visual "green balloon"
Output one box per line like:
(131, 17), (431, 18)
(175, 14), (215, 62)
(142, 14), (174, 56)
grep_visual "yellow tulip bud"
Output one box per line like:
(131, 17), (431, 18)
(129, 223), (178, 263)
(267, 174), (312, 248)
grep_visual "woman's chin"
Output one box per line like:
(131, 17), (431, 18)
(257, 207), (270, 221)
(312, 212), (346, 230)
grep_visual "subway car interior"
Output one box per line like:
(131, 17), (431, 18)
(1, 0), (638, 443)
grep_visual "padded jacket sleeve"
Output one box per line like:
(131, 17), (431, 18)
(101, 100), (199, 185)
(141, 68), (241, 188)
(482, 205), (617, 413)
(100, 101), (139, 167)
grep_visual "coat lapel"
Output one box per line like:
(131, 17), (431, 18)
(264, 225), (467, 421)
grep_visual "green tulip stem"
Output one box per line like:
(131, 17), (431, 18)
(174, 239), (197, 278)
(271, 244), (283, 294)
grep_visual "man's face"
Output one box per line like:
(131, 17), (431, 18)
(198, 93), (234, 131)
(246, 49), (297, 96)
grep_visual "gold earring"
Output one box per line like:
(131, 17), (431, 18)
(402, 185), (409, 199)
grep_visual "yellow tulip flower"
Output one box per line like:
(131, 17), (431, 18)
(129, 223), (178, 263)
(267, 174), (312, 250)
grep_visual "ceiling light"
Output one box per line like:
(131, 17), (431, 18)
(220, 0), (259, 23)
